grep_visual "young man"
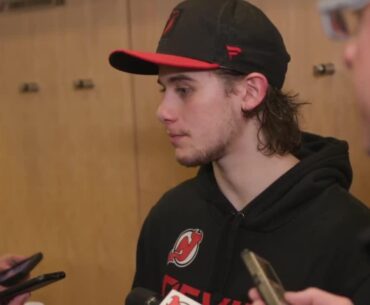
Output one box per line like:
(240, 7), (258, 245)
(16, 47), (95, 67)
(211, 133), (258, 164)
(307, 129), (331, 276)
(109, 0), (370, 304)
(249, 0), (370, 305)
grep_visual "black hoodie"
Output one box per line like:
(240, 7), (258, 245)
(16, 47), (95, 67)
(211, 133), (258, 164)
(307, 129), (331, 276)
(132, 133), (370, 305)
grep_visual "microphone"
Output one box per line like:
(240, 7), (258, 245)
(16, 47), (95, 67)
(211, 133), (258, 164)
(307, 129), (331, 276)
(126, 287), (202, 305)
(126, 287), (161, 305)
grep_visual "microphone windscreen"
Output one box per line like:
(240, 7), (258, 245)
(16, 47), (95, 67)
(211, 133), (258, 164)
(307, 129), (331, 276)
(126, 287), (162, 305)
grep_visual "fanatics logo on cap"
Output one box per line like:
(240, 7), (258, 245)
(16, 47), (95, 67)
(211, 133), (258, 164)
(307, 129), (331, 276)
(168, 229), (203, 268)
(162, 9), (182, 37)
(226, 45), (242, 60)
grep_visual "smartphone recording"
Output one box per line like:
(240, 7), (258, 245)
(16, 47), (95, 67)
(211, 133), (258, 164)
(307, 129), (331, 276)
(0, 253), (43, 287)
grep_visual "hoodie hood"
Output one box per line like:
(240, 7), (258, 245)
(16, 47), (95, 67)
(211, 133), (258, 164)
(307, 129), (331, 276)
(294, 132), (352, 188)
(196, 132), (353, 231)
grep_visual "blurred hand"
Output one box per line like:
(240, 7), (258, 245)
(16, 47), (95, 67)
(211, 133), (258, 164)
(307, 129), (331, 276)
(248, 287), (353, 305)
(0, 289), (30, 305)
(0, 254), (30, 305)
(0, 255), (27, 272)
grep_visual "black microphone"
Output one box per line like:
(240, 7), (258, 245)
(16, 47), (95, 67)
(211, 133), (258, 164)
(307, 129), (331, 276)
(126, 287), (162, 305)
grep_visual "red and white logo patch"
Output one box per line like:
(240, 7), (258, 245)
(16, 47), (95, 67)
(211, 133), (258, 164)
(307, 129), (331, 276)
(168, 229), (203, 268)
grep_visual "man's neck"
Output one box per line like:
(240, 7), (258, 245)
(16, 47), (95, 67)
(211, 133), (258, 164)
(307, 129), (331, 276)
(212, 143), (299, 212)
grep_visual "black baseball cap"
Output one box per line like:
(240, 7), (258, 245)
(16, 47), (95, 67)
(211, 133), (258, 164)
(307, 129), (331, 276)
(109, 0), (290, 89)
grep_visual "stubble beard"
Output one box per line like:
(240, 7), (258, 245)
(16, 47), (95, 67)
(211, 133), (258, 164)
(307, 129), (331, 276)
(175, 114), (239, 167)
(175, 141), (228, 167)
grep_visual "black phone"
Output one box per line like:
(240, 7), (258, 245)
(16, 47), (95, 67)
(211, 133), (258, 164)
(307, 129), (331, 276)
(0, 271), (65, 304)
(0, 253), (43, 287)
(241, 249), (287, 305)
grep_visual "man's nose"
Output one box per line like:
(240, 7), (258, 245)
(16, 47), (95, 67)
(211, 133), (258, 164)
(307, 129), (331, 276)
(344, 39), (357, 69)
(156, 96), (177, 124)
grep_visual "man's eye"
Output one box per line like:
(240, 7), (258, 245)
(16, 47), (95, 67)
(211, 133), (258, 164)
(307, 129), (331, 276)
(354, 8), (364, 21)
(176, 87), (191, 96)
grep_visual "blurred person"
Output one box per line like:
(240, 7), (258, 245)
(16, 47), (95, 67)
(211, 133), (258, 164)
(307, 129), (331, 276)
(320, 0), (370, 153)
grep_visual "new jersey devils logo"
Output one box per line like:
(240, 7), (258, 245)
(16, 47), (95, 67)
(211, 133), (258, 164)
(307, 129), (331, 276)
(166, 295), (181, 305)
(168, 229), (203, 268)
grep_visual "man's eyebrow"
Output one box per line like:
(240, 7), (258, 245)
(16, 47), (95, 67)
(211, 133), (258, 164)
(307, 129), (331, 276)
(157, 74), (196, 86)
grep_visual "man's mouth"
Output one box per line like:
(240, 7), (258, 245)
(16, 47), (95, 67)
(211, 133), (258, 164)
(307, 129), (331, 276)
(168, 131), (188, 145)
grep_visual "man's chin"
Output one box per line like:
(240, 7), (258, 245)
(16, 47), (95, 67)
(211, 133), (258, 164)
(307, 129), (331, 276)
(365, 142), (370, 156)
(363, 127), (370, 155)
(175, 152), (209, 167)
(174, 146), (224, 167)
(176, 156), (203, 167)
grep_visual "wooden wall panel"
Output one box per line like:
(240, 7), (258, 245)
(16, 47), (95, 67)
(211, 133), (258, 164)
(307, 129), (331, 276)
(0, 1), (138, 304)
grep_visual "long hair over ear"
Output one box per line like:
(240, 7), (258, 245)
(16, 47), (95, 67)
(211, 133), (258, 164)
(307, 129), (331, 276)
(215, 69), (308, 155)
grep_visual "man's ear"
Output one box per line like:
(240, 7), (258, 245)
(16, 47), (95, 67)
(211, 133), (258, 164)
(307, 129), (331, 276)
(239, 72), (269, 112)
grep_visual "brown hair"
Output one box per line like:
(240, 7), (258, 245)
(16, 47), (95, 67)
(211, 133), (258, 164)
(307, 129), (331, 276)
(215, 69), (306, 156)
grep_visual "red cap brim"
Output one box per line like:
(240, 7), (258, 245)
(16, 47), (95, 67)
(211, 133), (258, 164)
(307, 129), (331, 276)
(109, 49), (220, 75)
